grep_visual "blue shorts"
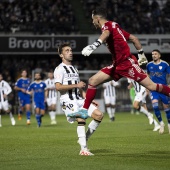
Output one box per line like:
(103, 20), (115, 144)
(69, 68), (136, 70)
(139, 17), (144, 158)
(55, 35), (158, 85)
(34, 100), (45, 110)
(19, 95), (31, 107)
(150, 91), (170, 105)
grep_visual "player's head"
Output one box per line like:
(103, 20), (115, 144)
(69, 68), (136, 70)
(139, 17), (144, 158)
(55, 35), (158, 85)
(92, 7), (107, 28)
(58, 43), (73, 63)
(152, 49), (161, 62)
(48, 71), (54, 79)
(21, 69), (27, 78)
(34, 72), (41, 80)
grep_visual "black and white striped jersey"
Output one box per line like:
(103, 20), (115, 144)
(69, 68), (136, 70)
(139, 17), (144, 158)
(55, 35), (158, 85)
(54, 62), (82, 100)
(127, 78), (145, 93)
(0, 80), (12, 102)
(103, 80), (119, 97)
(44, 78), (57, 99)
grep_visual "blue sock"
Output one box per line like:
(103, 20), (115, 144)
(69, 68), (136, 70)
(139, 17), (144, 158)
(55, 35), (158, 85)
(35, 114), (41, 127)
(165, 108), (170, 124)
(26, 111), (31, 120)
(152, 102), (162, 122)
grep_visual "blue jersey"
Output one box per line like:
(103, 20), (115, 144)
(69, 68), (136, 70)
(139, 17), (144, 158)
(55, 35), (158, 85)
(147, 60), (170, 104)
(146, 60), (170, 85)
(15, 78), (31, 99)
(27, 81), (46, 102)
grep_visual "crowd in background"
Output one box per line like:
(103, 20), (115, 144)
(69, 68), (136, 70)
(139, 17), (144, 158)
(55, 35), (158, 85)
(0, 0), (78, 34)
(82, 0), (170, 34)
(0, 0), (170, 34)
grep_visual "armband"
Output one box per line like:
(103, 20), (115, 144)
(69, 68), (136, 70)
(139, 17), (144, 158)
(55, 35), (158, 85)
(92, 39), (103, 48)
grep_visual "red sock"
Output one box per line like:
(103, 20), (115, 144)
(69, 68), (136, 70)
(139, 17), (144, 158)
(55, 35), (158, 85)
(156, 84), (170, 97)
(83, 84), (97, 109)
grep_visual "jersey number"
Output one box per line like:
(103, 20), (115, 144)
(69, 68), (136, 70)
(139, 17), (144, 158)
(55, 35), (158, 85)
(62, 102), (73, 110)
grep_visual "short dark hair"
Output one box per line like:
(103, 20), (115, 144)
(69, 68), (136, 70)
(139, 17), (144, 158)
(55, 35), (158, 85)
(21, 69), (27, 74)
(152, 49), (161, 55)
(58, 43), (71, 55)
(92, 7), (107, 18)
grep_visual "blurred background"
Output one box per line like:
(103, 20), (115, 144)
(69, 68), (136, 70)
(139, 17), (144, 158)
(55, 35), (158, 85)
(0, 0), (170, 113)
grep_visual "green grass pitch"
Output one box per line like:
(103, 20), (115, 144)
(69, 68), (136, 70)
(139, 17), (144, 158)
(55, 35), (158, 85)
(0, 112), (170, 170)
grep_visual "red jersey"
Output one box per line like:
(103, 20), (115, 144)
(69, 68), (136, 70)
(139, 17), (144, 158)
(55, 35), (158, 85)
(101, 21), (131, 65)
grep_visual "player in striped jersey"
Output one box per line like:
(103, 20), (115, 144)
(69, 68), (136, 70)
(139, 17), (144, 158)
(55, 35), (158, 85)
(54, 43), (103, 156)
(45, 71), (57, 124)
(127, 78), (160, 131)
(0, 73), (15, 127)
(147, 49), (170, 134)
(103, 80), (119, 121)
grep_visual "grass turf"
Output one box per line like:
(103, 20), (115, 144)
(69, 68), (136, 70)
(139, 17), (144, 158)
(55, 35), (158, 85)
(0, 112), (170, 170)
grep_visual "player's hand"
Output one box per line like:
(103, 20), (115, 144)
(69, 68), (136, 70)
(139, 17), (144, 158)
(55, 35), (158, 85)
(3, 94), (7, 99)
(138, 50), (148, 66)
(82, 45), (97, 56)
(77, 81), (86, 89)
(82, 40), (102, 56)
(21, 89), (26, 93)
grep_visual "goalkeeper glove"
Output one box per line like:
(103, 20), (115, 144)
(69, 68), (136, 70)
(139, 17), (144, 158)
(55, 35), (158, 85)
(138, 49), (148, 66)
(82, 39), (102, 56)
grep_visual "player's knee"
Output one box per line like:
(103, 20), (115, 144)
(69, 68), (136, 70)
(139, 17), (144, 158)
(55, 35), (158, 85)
(48, 108), (52, 111)
(5, 110), (10, 114)
(106, 104), (111, 107)
(152, 102), (159, 111)
(77, 120), (86, 126)
(88, 76), (98, 86)
(111, 105), (116, 108)
(52, 109), (56, 112)
(92, 110), (103, 121)
(133, 104), (139, 110)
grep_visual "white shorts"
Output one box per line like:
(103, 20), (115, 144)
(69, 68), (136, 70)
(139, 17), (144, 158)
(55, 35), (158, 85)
(46, 97), (57, 106)
(104, 95), (116, 105)
(134, 89), (147, 103)
(0, 101), (9, 111)
(60, 98), (97, 123)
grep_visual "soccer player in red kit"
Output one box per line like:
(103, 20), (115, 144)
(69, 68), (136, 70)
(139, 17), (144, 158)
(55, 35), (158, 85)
(67, 7), (170, 119)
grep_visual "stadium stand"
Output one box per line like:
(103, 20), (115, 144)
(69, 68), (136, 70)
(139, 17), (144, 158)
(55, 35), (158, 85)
(0, 0), (169, 34)
(81, 0), (170, 34)
(0, 0), (79, 34)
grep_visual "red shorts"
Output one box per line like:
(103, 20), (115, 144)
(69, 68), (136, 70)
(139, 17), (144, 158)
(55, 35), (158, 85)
(101, 55), (147, 82)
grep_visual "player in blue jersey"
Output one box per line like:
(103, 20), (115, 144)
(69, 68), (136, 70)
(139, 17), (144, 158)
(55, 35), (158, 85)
(14, 69), (31, 125)
(27, 72), (47, 127)
(147, 49), (170, 134)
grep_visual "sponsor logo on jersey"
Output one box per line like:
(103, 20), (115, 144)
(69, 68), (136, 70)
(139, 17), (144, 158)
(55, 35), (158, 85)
(128, 68), (135, 78)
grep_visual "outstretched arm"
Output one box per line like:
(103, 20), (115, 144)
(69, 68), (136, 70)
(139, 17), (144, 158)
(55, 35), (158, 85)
(129, 34), (148, 66)
(82, 30), (110, 56)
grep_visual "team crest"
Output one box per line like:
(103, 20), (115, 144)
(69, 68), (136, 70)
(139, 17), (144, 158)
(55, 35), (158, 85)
(128, 68), (135, 78)
(40, 84), (43, 87)
(159, 66), (162, 70)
